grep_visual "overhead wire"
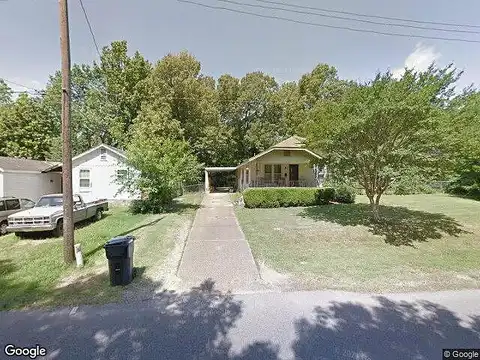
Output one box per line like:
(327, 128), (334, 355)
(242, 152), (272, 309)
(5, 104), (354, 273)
(217, 0), (480, 35)
(254, 0), (480, 29)
(177, 0), (480, 44)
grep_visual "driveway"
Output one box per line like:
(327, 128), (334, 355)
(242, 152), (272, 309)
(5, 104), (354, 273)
(177, 193), (265, 292)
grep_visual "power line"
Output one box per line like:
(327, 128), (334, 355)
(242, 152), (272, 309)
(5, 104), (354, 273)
(254, 0), (480, 29)
(178, 0), (480, 44)
(217, 0), (480, 35)
(78, 0), (101, 58)
(1, 78), (41, 92)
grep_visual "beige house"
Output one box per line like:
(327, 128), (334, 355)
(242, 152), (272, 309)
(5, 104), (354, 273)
(204, 136), (326, 192)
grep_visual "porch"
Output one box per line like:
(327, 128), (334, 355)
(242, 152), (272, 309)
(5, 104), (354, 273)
(237, 161), (326, 191)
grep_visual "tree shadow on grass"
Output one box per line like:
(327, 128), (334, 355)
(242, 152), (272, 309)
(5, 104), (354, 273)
(293, 296), (480, 360)
(82, 217), (165, 262)
(299, 204), (468, 247)
(0, 271), (280, 360)
(165, 199), (202, 215)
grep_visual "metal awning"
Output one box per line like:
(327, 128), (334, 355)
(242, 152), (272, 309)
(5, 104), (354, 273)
(204, 167), (237, 172)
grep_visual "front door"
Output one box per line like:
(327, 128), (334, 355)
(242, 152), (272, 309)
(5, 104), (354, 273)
(289, 164), (299, 186)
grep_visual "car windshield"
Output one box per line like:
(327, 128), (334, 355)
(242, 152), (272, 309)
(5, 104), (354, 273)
(36, 196), (63, 207)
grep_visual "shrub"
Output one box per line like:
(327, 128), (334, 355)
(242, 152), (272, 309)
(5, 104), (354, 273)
(468, 185), (480, 200)
(445, 183), (480, 200)
(315, 187), (335, 205)
(243, 187), (335, 208)
(333, 185), (356, 204)
(129, 198), (166, 214)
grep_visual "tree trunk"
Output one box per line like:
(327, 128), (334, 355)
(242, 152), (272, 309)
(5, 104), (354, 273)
(372, 194), (382, 222)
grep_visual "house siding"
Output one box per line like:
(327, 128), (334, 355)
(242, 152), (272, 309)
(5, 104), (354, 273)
(0, 173), (3, 197)
(72, 148), (139, 201)
(2, 172), (61, 202)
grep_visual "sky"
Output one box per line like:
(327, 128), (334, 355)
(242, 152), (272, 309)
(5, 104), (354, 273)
(1, 0), (480, 92)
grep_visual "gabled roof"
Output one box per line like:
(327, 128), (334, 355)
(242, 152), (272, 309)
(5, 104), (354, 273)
(236, 135), (321, 169)
(72, 143), (126, 162)
(0, 157), (61, 173)
(271, 135), (306, 149)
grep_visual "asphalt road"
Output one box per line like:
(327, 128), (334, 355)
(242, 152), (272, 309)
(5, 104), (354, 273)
(1, 287), (479, 360)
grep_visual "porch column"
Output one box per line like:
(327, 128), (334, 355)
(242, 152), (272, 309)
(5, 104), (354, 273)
(205, 170), (210, 193)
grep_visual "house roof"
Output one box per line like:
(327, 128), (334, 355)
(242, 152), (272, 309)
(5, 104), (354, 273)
(0, 157), (61, 173)
(72, 143), (126, 162)
(235, 136), (321, 169)
(271, 135), (306, 149)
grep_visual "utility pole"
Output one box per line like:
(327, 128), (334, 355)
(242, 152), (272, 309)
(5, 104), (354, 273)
(59, 0), (75, 264)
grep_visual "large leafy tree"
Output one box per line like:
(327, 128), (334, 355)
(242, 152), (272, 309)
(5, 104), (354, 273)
(140, 51), (222, 165)
(122, 101), (201, 211)
(307, 65), (460, 219)
(96, 41), (152, 147)
(0, 94), (55, 159)
(444, 89), (480, 186)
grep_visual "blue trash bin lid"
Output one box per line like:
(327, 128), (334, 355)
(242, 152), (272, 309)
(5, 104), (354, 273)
(104, 235), (135, 248)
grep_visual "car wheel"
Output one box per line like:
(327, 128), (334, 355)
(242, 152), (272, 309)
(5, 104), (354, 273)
(53, 219), (63, 237)
(0, 221), (8, 236)
(95, 209), (103, 221)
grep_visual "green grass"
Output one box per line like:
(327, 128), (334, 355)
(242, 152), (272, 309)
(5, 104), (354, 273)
(0, 192), (203, 309)
(236, 194), (480, 292)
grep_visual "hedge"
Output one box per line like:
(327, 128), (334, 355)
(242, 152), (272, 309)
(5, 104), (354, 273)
(243, 187), (335, 208)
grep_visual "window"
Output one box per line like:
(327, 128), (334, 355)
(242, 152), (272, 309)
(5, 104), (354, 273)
(245, 168), (250, 184)
(5, 199), (21, 210)
(264, 164), (272, 180)
(21, 199), (35, 208)
(117, 169), (128, 181)
(0, 200), (5, 212)
(79, 169), (91, 188)
(284, 150), (291, 156)
(100, 148), (107, 161)
(273, 164), (282, 181)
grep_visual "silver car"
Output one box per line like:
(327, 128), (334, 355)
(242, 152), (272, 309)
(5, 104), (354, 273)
(0, 197), (36, 235)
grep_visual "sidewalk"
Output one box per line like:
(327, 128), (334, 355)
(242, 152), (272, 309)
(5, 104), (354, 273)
(177, 193), (264, 292)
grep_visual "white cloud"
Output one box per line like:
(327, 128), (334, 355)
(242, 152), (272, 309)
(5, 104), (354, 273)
(392, 43), (442, 79)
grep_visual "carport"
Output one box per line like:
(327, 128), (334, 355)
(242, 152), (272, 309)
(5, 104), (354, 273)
(204, 167), (236, 193)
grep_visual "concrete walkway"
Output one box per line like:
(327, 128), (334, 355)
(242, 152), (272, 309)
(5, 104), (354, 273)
(177, 193), (263, 292)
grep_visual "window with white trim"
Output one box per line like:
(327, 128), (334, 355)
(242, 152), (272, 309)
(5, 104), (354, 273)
(100, 148), (107, 161)
(79, 169), (91, 188)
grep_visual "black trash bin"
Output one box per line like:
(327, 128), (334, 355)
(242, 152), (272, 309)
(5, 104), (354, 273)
(104, 235), (135, 286)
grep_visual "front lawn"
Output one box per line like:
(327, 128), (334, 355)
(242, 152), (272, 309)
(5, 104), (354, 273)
(0, 192), (202, 309)
(236, 194), (480, 292)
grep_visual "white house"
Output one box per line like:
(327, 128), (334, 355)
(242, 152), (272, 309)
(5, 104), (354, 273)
(50, 144), (139, 201)
(0, 157), (61, 202)
(1, 144), (139, 203)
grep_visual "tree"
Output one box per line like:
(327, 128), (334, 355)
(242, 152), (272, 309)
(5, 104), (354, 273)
(0, 80), (12, 105)
(121, 101), (201, 212)
(96, 41), (151, 147)
(443, 89), (480, 187)
(0, 94), (55, 159)
(307, 65), (460, 219)
(140, 51), (222, 165)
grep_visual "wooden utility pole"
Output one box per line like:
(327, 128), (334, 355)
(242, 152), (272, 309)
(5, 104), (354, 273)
(59, 0), (75, 264)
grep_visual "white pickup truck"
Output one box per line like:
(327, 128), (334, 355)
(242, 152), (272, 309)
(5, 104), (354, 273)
(6, 194), (109, 237)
